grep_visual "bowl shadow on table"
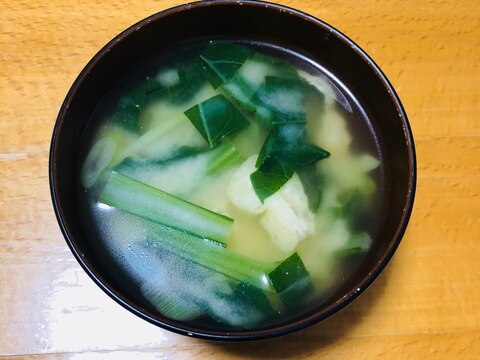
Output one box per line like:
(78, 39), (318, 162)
(213, 256), (397, 358)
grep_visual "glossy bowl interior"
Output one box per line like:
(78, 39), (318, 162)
(49, 0), (416, 341)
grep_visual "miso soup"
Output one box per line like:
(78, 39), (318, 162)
(78, 40), (385, 330)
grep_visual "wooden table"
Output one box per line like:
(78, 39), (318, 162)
(1, 0), (479, 358)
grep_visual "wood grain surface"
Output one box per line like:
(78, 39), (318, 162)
(1, 0), (479, 358)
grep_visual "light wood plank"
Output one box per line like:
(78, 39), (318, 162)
(1, 331), (478, 359)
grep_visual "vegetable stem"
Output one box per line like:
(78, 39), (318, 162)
(145, 221), (275, 292)
(206, 142), (244, 175)
(120, 114), (186, 159)
(99, 172), (233, 244)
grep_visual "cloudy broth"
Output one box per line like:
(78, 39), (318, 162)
(78, 39), (385, 330)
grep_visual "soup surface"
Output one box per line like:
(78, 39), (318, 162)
(78, 40), (385, 330)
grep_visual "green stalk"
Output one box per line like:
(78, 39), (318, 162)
(120, 113), (185, 159)
(146, 221), (275, 292)
(206, 142), (243, 175)
(267, 252), (314, 308)
(99, 172), (233, 244)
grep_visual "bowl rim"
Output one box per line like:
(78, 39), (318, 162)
(49, 0), (416, 341)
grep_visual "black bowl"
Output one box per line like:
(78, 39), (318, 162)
(49, 0), (416, 341)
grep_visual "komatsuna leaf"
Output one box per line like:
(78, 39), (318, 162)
(252, 75), (326, 129)
(255, 132), (276, 168)
(250, 147), (329, 203)
(251, 52), (299, 78)
(252, 123), (330, 202)
(250, 155), (295, 202)
(199, 41), (254, 89)
(253, 76), (308, 128)
(283, 143), (330, 168)
(222, 74), (258, 113)
(255, 124), (306, 167)
(234, 282), (278, 319)
(184, 94), (250, 148)
(297, 165), (325, 211)
(336, 232), (372, 256)
(256, 124), (329, 170)
(255, 147), (330, 204)
(267, 252), (314, 308)
(112, 81), (147, 132)
(146, 64), (206, 105)
(221, 52), (299, 113)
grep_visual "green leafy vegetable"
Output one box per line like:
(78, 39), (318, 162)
(251, 53), (299, 77)
(146, 71), (206, 106)
(142, 282), (202, 321)
(115, 146), (207, 173)
(114, 142), (242, 199)
(287, 143), (331, 168)
(338, 189), (364, 220)
(253, 76), (308, 128)
(328, 188), (370, 232)
(267, 252), (314, 307)
(199, 41), (254, 89)
(206, 141), (244, 175)
(184, 94), (250, 148)
(336, 232), (372, 256)
(145, 221), (275, 292)
(227, 72), (325, 129)
(234, 282), (278, 318)
(250, 156), (295, 202)
(297, 165), (325, 211)
(254, 128), (280, 168)
(119, 112), (208, 162)
(251, 124), (330, 202)
(222, 74), (258, 113)
(146, 46), (207, 105)
(221, 53), (299, 113)
(238, 74), (329, 202)
(117, 143), (240, 174)
(255, 124), (307, 166)
(112, 82), (147, 131)
(99, 172), (233, 244)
